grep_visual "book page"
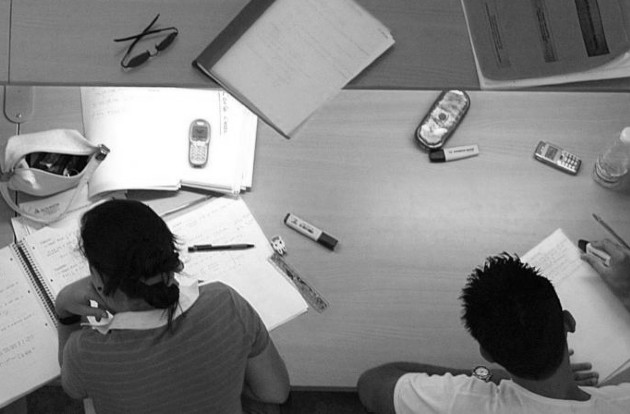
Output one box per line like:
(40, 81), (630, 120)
(0, 247), (59, 407)
(166, 197), (307, 330)
(461, 0), (630, 84)
(81, 88), (252, 196)
(521, 229), (630, 383)
(210, 0), (394, 136)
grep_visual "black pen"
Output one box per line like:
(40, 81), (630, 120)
(592, 213), (630, 250)
(188, 244), (255, 252)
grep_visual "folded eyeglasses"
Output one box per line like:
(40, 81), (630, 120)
(114, 14), (178, 69)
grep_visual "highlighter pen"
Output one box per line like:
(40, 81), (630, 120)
(429, 144), (479, 163)
(578, 240), (611, 267)
(188, 244), (254, 252)
(284, 213), (338, 251)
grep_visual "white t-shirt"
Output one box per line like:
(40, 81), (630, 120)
(394, 373), (630, 414)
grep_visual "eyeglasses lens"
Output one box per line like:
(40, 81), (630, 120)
(126, 51), (151, 68)
(156, 32), (178, 52)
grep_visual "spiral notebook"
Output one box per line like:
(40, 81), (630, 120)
(0, 225), (87, 408)
(0, 196), (307, 408)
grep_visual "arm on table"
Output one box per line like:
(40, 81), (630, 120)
(243, 339), (290, 404)
(357, 362), (509, 414)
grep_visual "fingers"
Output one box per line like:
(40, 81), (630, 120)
(571, 361), (592, 372)
(573, 370), (599, 386)
(571, 360), (599, 386)
(580, 253), (608, 276)
(590, 239), (627, 261)
(74, 304), (109, 320)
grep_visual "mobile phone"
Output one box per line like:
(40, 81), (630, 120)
(533, 141), (581, 175)
(415, 90), (470, 151)
(188, 119), (211, 168)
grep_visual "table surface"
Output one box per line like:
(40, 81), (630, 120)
(11, 86), (630, 388)
(0, 0), (9, 83)
(5, 0), (630, 90)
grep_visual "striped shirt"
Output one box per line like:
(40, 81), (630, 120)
(61, 282), (270, 414)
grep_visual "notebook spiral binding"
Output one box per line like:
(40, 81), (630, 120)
(14, 242), (57, 325)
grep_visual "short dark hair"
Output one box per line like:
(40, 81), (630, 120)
(460, 253), (565, 380)
(80, 199), (182, 325)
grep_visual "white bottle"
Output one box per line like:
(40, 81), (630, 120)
(593, 127), (630, 188)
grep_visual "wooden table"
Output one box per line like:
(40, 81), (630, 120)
(12, 86), (630, 388)
(0, 0), (9, 83)
(0, 87), (18, 247)
(8, 0), (630, 90)
(8, 0), (477, 89)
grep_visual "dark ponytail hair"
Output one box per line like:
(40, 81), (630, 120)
(80, 199), (183, 327)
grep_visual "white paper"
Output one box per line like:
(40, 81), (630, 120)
(522, 229), (630, 383)
(80, 87), (256, 196)
(211, 0), (394, 136)
(166, 197), (308, 330)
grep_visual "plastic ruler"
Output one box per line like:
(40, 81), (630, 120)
(268, 252), (329, 313)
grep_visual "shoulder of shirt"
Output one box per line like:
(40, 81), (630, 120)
(196, 281), (246, 309)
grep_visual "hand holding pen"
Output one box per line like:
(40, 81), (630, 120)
(581, 239), (630, 311)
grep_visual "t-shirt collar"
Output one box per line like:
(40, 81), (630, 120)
(86, 274), (200, 334)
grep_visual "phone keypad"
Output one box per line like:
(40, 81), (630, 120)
(190, 146), (208, 165)
(558, 151), (581, 173)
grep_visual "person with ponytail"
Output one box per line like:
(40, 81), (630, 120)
(55, 199), (289, 414)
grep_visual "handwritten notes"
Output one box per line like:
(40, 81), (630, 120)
(25, 226), (89, 298)
(0, 248), (59, 406)
(522, 229), (630, 383)
(208, 0), (394, 135)
(166, 197), (307, 330)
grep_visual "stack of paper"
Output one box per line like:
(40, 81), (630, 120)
(80, 87), (257, 196)
(460, 0), (630, 89)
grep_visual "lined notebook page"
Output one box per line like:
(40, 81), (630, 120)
(24, 225), (88, 299)
(166, 197), (308, 330)
(522, 229), (630, 383)
(0, 247), (59, 407)
(210, 0), (394, 136)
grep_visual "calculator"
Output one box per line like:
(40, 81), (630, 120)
(533, 141), (581, 175)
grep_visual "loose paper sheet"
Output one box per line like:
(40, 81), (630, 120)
(210, 0), (394, 136)
(166, 197), (308, 330)
(522, 229), (630, 383)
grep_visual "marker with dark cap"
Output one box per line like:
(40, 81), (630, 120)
(284, 213), (338, 251)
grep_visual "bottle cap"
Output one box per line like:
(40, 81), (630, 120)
(620, 127), (630, 144)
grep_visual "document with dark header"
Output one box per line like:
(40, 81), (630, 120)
(461, 0), (630, 88)
(193, 0), (394, 138)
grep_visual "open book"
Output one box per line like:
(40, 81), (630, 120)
(461, 0), (630, 89)
(0, 196), (307, 408)
(193, 0), (394, 138)
(80, 87), (257, 196)
(521, 229), (630, 384)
